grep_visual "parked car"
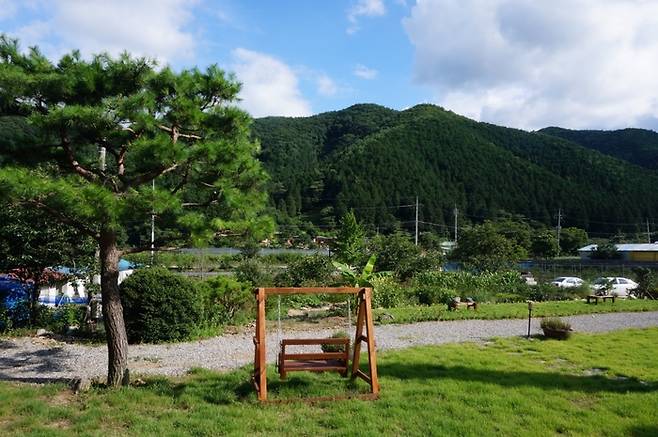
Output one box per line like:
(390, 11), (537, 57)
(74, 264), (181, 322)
(591, 277), (638, 297)
(550, 277), (584, 288)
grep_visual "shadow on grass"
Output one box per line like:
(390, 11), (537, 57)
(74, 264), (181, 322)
(627, 425), (658, 437)
(142, 369), (255, 405)
(378, 362), (657, 394)
(140, 367), (362, 405)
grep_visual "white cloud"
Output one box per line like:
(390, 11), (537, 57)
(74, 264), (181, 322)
(347, 0), (386, 34)
(0, 0), (18, 20)
(231, 48), (312, 118)
(403, 0), (658, 130)
(317, 74), (338, 96)
(9, 0), (197, 64)
(354, 64), (378, 80)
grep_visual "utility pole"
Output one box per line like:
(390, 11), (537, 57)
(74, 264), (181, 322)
(453, 204), (458, 243)
(647, 219), (651, 243)
(414, 196), (419, 246)
(150, 179), (155, 265)
(556, 208), (563, 256)
(99, 147), (106, 171)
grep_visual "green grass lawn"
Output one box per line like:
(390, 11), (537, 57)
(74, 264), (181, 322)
(373, 299), (658, 324)
(1, 328), (658, 436)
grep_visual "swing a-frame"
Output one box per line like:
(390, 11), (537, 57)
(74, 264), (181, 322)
(252, 287), (380, 402)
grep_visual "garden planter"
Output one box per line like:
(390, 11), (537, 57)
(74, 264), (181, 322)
(542, 327), (572, 340)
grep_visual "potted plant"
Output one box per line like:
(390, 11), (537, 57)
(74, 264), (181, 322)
(540, 317), (572, 340)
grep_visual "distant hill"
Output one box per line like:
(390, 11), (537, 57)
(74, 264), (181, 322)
(539, 126), (658, 170)
(253, 104), (658, 234)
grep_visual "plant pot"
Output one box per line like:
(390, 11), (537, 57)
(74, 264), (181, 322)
(542, 327), (572, 340)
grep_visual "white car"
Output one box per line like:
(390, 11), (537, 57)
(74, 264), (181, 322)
(591, 277), (638, 298)
(550, 277), (584, 288)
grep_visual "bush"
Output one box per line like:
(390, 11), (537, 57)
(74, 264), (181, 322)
(370, 276), (410, 308)
(49, 304), (86, 334)
(540, 317), (572, 340)
(416, 286), (458, 305)
(528, 284), (589, 302)
(540, 317), (571, 330)
(411, 270), (530, 303)
(321, 331), (350, 353)
(201, 276), (253, 325)
(120, 267), (203, 343)
(274, 255), (335, 287)
(235, 259), (273, 286)
(369, 232), (443, 281)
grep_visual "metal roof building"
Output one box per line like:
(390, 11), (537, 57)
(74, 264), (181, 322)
(578, 243), (658, 262)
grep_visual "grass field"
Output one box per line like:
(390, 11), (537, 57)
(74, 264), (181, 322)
(1, 328), (657, 436)
(373, 299), (658, 324)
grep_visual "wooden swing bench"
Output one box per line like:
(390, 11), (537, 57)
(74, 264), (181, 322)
(277, 338), (350, 379)
(252, 287), (379, 402)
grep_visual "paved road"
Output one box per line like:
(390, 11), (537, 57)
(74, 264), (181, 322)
(1, 311), (657, 382)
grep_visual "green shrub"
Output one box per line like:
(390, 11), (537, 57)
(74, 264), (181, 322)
(201, 276), (253, 325)
(235, 259), (273, 286)
(370, 276), (410, 308)
(540, 317), (572, 330)
(321, 331), (350, 353)
(49, 304), (85, 334)
(368, 232), (444, 281)
(411, 270), (531, 303)
(259, 252), (305, 265)
(274, 255), (335, 287)
(540, 317), (572, 339)
(528, 284), (589, 302)
(416, 286), (458, 305)
(120, 267), (203, 343)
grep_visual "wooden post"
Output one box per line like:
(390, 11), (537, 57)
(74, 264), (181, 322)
(363, 287), (379, 395)
(255, 288), (267, 401)
(350, 292), (366, 377)
(350, 288), (379, 396)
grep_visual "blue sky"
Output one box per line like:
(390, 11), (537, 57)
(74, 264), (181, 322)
(2, 0), (658, 131)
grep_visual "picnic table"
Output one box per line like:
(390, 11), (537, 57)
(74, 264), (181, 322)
(586, 294), (616, 304)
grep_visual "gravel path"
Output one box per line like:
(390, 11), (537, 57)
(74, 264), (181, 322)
(2, 311), (657, 382)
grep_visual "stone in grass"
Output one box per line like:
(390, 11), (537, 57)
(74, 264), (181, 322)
(36, 328), (54, 337)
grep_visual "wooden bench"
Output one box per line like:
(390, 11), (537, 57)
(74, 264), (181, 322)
(586, 294), (616, 304)
(277, 338), (350, 379)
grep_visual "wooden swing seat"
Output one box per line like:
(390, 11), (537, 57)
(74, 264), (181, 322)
(278, 338), (350, 379)
(253, 287), (379, 402)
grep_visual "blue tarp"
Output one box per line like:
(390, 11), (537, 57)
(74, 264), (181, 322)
(0, 275), (30, 309)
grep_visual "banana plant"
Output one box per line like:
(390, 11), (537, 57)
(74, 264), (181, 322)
(332, 254), (390, 288)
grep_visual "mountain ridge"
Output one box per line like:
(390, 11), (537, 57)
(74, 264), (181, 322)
(253, 104), (658, 235)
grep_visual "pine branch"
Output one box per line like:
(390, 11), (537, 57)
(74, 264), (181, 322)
(25, 200), (99, 239)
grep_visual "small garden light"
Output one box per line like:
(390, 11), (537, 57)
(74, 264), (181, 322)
(527, 300), (534, 338)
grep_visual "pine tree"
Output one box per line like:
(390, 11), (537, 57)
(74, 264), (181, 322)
(0, 36), (271, 386)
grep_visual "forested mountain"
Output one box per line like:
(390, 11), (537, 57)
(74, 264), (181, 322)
(253, 104), (658, 235)
(539, 126), (658, 170)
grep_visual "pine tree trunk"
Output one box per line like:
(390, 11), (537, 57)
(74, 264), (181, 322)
(99, 230), (129, 386)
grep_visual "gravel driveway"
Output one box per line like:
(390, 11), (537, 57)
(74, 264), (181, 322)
(1, 311), (657, 382)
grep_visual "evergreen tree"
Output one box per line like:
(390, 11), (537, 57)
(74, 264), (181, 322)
(0, 37), (271, 386)
(333, 210), (365, 265)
